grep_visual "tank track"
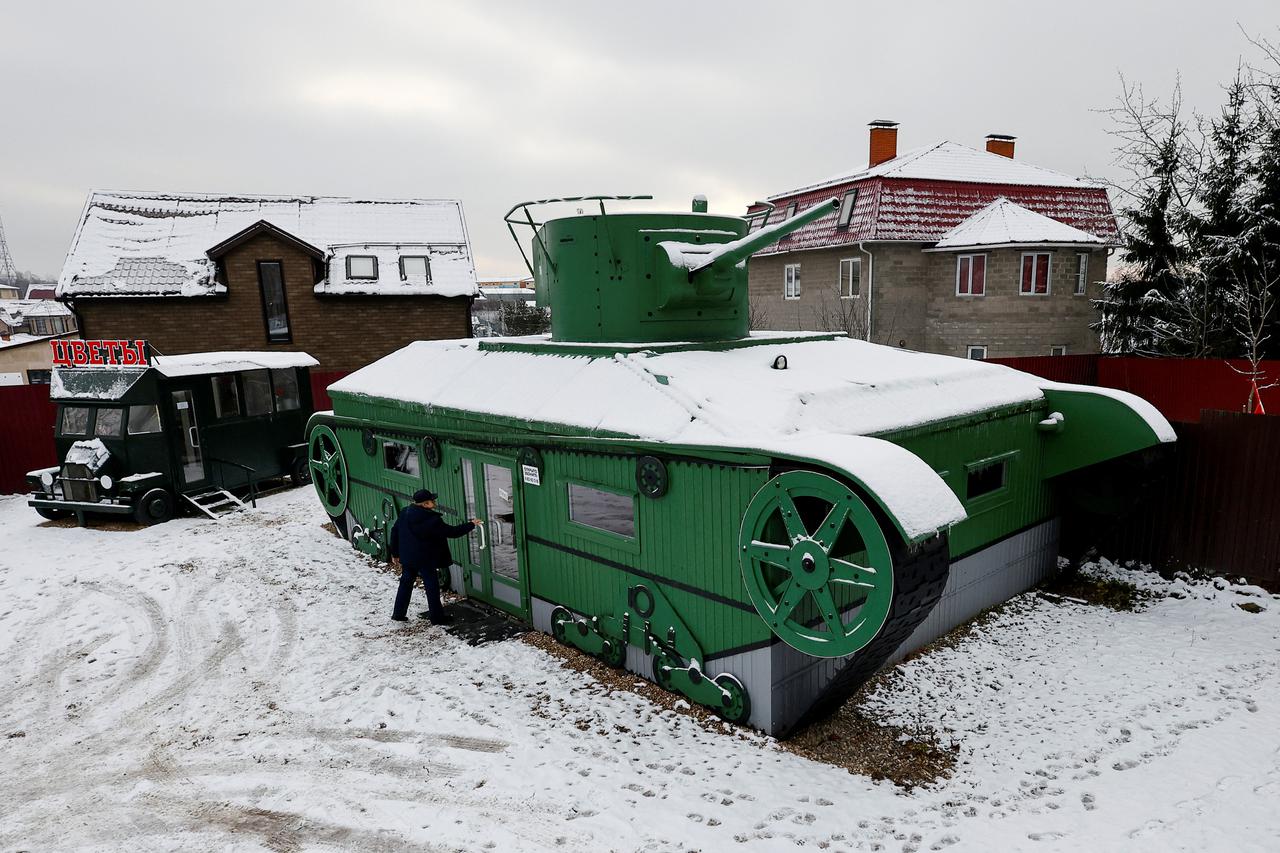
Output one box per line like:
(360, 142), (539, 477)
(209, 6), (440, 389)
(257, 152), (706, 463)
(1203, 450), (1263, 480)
(785, 532), (951, 735)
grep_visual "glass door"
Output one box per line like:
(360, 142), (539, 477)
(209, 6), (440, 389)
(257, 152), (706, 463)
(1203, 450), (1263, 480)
(458, 451), (527, 619)
(170, 389), (207, 487)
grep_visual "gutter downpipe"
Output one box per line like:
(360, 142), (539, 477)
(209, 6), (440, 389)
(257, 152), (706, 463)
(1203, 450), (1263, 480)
(858, 241), (874, 342)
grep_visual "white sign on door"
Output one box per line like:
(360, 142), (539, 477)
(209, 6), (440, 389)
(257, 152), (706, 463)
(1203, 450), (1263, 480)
(521, 464), (541, 486)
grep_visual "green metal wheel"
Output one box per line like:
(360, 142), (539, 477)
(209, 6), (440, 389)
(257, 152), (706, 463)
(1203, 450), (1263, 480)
(739, 470), (894, 658)
(308, 425), (350, 517)
(713, 673), (751, 724)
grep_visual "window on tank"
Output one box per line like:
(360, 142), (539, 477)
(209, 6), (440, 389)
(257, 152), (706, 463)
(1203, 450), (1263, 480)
(383, 440), (420, 476)
(568, 482), (636, 538)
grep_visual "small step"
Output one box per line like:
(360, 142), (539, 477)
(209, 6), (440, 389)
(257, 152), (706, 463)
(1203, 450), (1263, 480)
(183, 488), (248, 520)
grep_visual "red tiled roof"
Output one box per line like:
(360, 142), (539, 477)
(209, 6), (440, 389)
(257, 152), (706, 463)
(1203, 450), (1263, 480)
(750, 142), (1120, 255)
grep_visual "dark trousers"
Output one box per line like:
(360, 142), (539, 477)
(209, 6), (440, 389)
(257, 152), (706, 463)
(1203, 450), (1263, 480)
(393, 563), (445, 622)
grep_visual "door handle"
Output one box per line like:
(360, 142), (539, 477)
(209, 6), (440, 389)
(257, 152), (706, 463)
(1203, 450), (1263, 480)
(189, 426), (200, 448)
(476, 521), (486, 551)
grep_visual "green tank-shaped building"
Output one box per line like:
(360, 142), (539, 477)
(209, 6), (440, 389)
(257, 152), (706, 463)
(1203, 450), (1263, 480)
(306, 195), (1174, 736)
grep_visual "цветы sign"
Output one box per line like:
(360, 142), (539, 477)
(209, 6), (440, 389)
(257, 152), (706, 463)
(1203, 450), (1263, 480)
(51, 339), (149, 368)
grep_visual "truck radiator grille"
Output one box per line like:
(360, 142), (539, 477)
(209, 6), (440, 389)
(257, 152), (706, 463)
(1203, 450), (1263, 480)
(60, 463), (99, 503)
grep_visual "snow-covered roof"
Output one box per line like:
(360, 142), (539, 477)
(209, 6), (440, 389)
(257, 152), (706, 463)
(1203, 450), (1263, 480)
(751, 141), (1120, 253)
(773, 141), (1104, 200)
(0, 332), (68, 351)
(931, 198), (1109, 250)
(0, 299), (74, 328)
(151, 351), (319, 377)
(57, 191), (479, 299)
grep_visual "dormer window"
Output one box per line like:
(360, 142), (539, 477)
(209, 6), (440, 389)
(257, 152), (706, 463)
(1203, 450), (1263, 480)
(346, 255), (378, 279)
(836, 189), (859, 228)
(784, 202), (798, 220)
(400, 255), (431, 279)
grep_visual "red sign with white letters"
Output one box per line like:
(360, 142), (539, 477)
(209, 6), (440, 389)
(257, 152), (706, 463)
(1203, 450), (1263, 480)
(51, 339), (149, 368)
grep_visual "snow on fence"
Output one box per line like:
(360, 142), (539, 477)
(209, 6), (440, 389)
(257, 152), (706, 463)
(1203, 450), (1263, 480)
(0, 384), (57, 494)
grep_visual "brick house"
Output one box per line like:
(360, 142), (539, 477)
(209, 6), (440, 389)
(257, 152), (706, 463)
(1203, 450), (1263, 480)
(57, 192), (479, 372)
(747, 122), (1121, 358)
(0, 299), (79, 384)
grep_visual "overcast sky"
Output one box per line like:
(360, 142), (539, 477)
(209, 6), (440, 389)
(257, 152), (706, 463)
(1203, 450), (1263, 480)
(2, 0), (1276, 280)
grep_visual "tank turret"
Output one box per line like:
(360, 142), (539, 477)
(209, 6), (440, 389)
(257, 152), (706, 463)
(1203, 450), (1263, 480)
(505, 195), (838, 343)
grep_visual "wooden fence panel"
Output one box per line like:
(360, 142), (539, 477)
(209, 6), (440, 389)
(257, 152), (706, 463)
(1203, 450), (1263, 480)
(0, 384), (57, 494)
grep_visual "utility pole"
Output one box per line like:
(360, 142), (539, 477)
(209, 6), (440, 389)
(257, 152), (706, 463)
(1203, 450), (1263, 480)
(0, 209), (19, 288)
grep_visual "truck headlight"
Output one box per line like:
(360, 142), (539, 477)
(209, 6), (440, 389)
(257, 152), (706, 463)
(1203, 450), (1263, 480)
(40, 471), (54, 487)
(99, 475), (113, 490)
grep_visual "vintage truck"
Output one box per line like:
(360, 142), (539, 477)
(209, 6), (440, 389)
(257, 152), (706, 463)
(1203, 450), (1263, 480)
(30, 347), (316, 524)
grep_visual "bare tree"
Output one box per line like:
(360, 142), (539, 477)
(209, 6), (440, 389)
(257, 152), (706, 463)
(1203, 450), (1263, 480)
(812, 290), (869, 339)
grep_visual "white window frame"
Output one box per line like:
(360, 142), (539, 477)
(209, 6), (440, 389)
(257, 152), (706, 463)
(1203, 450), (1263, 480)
(1050, 345), (1068, 356)
(955, 253), (987, 297)
(1020, 252), (1051, 296)
(1074, 252), (1089, 295)
(838, 258), (861, 299)
(783, 263), (801, 300)
(783, 202), (798, 220)
(836, 190), (858, 229)
(346, 255), (379, 280)
(967, 345), (987, 360)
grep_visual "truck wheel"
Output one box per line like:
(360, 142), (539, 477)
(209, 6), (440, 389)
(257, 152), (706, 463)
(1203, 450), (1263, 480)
(35, 507), (69, 521)
(134, 489), (175, 525)
(290, 456), (312, 486)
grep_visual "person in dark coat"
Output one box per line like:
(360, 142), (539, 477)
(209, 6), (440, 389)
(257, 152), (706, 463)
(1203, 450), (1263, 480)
(389, 489), (480, 624)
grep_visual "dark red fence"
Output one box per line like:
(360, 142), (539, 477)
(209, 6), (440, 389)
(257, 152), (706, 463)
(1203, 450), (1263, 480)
(1087, 411), (1280, 590)
(991, 355), (1278, 423)
(310, 370), (350, 412)
(0, 384), (57, 494)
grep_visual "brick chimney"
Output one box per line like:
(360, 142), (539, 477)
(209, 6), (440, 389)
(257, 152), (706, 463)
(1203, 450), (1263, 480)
(868, 120), (899, 168)
(985, 133), (1016, 158)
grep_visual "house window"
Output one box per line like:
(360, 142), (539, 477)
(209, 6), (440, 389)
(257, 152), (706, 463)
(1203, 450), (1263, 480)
(27, 369), (51, 384)
(93, 407), (124, 437)
(383, 440), (420, 476)
(567, 482), (636, 538)
(956, 254), (987, 296)
(967, 345), (987, 360)
(271, 368), (301, 411)
(838, 258), (861, 298)
(127, 405), (162, 434)
(966, 459), (1007, 499)
(1020, 253), (1051, 295)
(836, 190), (859, 228)
(211, 375), (241, 418)
(784, 264), (801, 300)
(31, 317), (50, 336)
(60, 406), (90, 435)
(257, 261), (290, 343)
(1075, 253), (1089, 295)
(243, 369), (274, 416)
(1050, 345), (1068, 356)
(400, 256), (430, 280)
(347, 255), (378, 279)
(783, 202), (798, 220)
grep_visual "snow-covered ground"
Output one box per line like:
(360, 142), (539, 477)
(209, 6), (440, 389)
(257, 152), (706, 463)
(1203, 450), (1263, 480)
(1, 488), (1277, 852)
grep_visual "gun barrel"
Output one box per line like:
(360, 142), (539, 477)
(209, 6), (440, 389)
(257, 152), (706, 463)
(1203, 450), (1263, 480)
(689, 197), (839, 278)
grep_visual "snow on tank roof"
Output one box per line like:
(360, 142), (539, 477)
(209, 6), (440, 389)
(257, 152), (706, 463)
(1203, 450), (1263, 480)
(332, 335), (1048, 442)
(57, 191), (478, 299)
(151, 351), (318, 377)
(771, 141), (1103, 199)
(931, 198), (1110, 250)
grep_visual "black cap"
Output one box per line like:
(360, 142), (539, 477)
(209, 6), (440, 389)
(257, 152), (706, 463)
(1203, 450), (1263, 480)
(412, 489), (437, 503)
